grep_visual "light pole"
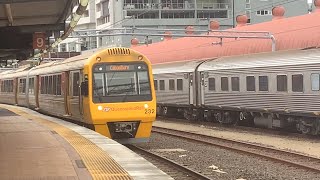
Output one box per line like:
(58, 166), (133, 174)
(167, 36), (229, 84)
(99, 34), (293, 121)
(233, 0), (235, 28)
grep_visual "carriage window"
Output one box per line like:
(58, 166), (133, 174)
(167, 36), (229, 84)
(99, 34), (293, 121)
(49, 76), (53, 94)
(1, 80), (14, 93)
(41, 77), (45, 94)
(221, 77), (228, 91)
(311, 74), (320, 91)
(246, 76), (255, 91)
(231, 77), (239, 91)
(292, 74), (303, 92)
(277, 75), (287, 92)
(177, 79), (183, 91)
(72, 72), (80, 96)
(159, 80), (165, 90)
(29, 78), (34, 94)
(19, 79), (26, 94)
(208, 78), (215, 91)
(154, 80), (158, 90)
(57, 75), (62, 95)
(52, 75), (57, 95)
(259, 76), (268, 91)
(169, 79), (175, 90)
(45, 76), (49, 94)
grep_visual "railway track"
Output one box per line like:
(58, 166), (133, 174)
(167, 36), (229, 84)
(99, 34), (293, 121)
(152, 126), (320, 174)
(126, 145), (212, 180)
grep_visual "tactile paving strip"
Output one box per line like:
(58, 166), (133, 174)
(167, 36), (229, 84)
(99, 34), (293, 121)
(2, 106), (133, 180)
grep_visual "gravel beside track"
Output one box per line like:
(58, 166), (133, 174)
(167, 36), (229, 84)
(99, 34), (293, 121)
(127, 145), (211, 180)
(154, 118), (320, 158)
(136, 131), (320, 180)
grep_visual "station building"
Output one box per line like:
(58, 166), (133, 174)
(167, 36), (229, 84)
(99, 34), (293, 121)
(58, 0), (309, 52)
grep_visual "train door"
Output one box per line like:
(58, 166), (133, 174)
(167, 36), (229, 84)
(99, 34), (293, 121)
(67, 70), (82, 121)
(199, 71), (207, 106)
(62, 72), (70, 115)
(189, 73), (194, 105)
(35, 76), (39, 108)
(14, 78), (18, 105)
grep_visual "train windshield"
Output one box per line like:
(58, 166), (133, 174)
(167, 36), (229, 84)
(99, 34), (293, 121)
(92, 63), (152, 103)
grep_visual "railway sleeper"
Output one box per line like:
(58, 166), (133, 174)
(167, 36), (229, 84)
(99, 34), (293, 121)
(157, 105), (320, 135)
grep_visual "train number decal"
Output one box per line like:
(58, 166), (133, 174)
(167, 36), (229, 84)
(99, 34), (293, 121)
(145, 109), (155, 114)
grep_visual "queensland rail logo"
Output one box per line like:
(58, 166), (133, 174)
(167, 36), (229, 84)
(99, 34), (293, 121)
(103, 106), (144, 112)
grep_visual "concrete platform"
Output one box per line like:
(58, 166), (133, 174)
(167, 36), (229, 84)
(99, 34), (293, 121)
(0, 105), (173, 180)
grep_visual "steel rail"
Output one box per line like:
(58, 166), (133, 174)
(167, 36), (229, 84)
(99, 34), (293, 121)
(152, 126), (320, 173)
(127, 145), (212, 180)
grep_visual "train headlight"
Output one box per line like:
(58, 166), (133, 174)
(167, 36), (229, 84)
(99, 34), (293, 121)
(96, 57), (102, 62)
(138, 55), (143, 60)
(144, 104), (149, 109)
(98, 106), (103, 111)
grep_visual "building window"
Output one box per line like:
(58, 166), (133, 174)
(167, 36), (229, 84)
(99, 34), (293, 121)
(154, 80), (158, 91)
(292, 74), (303, 92)
(208, 78), (215, 91)
(221, 77), (228, 91)
(83, 10), (89, 17)
(259, 76), (268, 91)
(246, 76), (255, 91)
(231, 77), (239, 91)
(277, 75), (287, 92)
(256, 10), (272, 16)
(159, 80), (165, 90)
(96, 4), (101, 12)
(60, 43), (66, 52)
(177, 79), (183, 91)
(169, 79), (175, 90)
(311, 74), (320, 91)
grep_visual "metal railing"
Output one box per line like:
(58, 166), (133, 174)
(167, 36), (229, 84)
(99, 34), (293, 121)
(124, 3), (160, 10)
(124, 3), (230, 10)
(197, 3), (231, 10)
(124, 3), (197, 10)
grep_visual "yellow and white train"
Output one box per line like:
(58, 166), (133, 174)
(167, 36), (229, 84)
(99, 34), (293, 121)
(0, 48), (156, 143)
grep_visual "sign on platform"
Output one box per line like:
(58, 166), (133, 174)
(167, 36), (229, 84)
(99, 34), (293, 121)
(33, 32), (46, 49)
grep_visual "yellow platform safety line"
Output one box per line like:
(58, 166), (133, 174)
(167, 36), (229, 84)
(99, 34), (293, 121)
(1, 105), (133, 180)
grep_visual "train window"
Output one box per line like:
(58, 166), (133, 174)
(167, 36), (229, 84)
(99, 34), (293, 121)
(154, 80), (158, 91)
(159, 80), (165, 90)
(53, 76), (57, 95)
(169, 79), (175, 90)
(292, 74), (303, 92)
(208, 78), (215, 91)
(45, 76), (49, 94)
(311, 74), (320, 91)
(231, 77), (240, 91)
(19, 79), (26, 94)
(246, 76), (255, 91)
(259, 76), (268, 91)
(49, 76), (53, 95)
(29, 78), (34, 94)
(221, 77), (228, 91)
(40, 77), (44, 94)
(72, 72), (80, 96)
(57, 75), (62, 95)
(138, 71), (151, 95)
(277, 75), (287, 92)
(177, 79), (183, 91)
